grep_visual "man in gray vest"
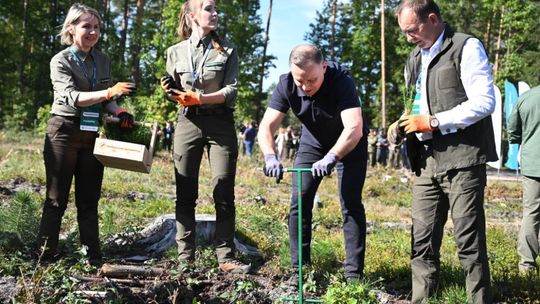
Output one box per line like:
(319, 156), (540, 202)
(389, 1), (497, 303)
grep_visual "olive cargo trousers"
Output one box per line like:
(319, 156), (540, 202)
(410, 145), (492, 304)
(173, 110), (238, 263)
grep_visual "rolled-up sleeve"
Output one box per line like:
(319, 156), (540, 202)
(221, 47), (238, 107)
(50, 56), (80, 107)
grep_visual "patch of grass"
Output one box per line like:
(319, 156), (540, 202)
(487, 227), (519, 281)
(427, 285), (468, 304)
(365, 227), (410, 288)
(2, 132), (539, 303)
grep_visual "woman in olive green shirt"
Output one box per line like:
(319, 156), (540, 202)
(161, 0), (250, 274)
(38, 3), (135, 265)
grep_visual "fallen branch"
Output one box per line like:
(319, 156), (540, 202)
(99, 263), (167, 278)
(71, 275), (156, 286)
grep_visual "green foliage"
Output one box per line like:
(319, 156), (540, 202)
(426, 285), (468, 304)
(322, 279), (378, 304)
(103, 122), (153, 148)
(0, 191), (41, 248)
(400, 84), (416, 115)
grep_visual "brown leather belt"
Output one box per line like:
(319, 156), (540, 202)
(183, 106), (231, 116)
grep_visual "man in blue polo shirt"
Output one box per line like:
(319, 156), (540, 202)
(258, 44), (368, 281)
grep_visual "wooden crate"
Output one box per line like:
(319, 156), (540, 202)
(93, 118), (158, 174)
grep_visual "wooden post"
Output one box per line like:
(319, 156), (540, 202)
(380, 0), (386, 128)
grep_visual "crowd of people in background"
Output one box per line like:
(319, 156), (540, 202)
(237, 121), (299, 160)
(367, 127), (410, 170)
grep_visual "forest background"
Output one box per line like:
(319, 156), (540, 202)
(1, 0), (539, 139)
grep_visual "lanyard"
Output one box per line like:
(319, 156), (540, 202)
(69, 47), (97, 89)
(188, 39), (213, 86)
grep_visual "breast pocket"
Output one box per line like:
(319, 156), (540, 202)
(203, 59), (227, 81)
(175, 62), (192, 87)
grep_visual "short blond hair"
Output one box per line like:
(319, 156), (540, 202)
(59, 3), (102, 45)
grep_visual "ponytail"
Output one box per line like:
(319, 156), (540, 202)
(177, 2), (191, 40)
(209, 31), (225, 54)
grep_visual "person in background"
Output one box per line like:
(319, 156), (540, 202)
(242, 121), (257, 157)
(388, 141), (402, 169)
(388, 0), (497, 302)
(508, 73), (540, 274)
(367, 128), (378, 167)
(237, 122), (247, 155)
(258, 44), (368, 282)
(376, 128), (389, 167)
(275, 127), (287, 160)
(38, 3), (136, 266)
(284, 126), (298, 160)
(160, 0), (250, 274)
(162, 121), (175, 153)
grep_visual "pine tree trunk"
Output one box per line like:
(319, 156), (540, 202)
(119, 0), (130, 65)
(18, 0), (29, 91)
(380, 0), (386, 128)
(255, 0), (273, 122)
(493, 7), (504, 78)
(131, 0), (145, 85)
(330, 0), (337, 61)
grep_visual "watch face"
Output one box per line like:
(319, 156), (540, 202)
(430, 117), (439, 128)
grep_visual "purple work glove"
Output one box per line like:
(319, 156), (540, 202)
(263, 154), (283, 183)
(312, 153), (338, 177)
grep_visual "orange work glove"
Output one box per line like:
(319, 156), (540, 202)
(106, 82), (136, 101)
(168, 88), (202, 106)
(399, 114), (432, 134)
(115, 108), (134, 129)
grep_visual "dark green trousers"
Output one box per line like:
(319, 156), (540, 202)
(517, 175), (540, 271)
(173, 110), (238, 263)
(39, 115), (103, 260)
(411, 146), (492, 304)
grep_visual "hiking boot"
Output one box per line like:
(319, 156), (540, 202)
(218, 260), (252, 274)
(86, 257), (103, 268)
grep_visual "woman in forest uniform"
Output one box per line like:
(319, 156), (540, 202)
(160, 0), (250, 273)
(38, 3), (136, 265)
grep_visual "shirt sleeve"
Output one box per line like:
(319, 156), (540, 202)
(220, 47), (238, 107)
(435, 38), (496, 134)
(507, 99), (522, 144)
(50, 55), (80, 107)
(268, 76), (291, 113)
(337, 74), (362, 111)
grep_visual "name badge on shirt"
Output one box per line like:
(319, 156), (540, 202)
(80, 106), (100, 132)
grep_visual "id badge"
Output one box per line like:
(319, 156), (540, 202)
(80, 106), (100, 132)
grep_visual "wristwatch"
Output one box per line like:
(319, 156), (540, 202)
(429, 115), (439, 129)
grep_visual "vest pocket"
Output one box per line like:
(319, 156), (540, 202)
(436, 66), (459, 89)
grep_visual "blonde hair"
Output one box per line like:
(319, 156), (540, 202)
(59, 3), (102, 45)
(176, 0), (224, 53)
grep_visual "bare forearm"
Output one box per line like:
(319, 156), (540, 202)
(329, 125), (363, 159)
(257, 108), (285, 155)
(76, 90), (109, 107)
(200, 91), (225, 105)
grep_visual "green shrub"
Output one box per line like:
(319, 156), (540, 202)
(322, 280), (378, 304)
